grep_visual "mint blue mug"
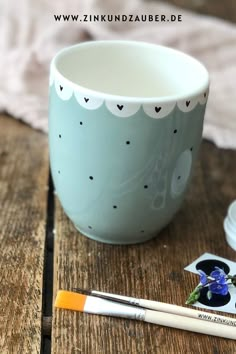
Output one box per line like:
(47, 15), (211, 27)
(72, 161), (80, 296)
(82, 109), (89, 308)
(49, 40), (209, 244)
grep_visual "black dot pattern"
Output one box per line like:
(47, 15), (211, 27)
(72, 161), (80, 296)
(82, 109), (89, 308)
(54, 119), (194, 238)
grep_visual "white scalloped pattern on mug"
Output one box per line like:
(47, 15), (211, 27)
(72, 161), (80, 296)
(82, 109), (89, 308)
(199, 90), (209, 105)
(142, 102), (176, 119)
(177, 97), (198, 112)
(52, 74), (208, 118)
(105, 101), (140, 118)
(74, 91), (104, 110)
(55, 78), (73, 100)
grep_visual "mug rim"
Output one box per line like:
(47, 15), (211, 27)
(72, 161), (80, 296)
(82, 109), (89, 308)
(50, 40), (210, 104)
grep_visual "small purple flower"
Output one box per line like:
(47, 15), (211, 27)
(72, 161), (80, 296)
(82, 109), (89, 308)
(210, 267), (227, 285)
(198, 270), (207, 285)
(187, 267), (236, 305)
(209, 282), (228, 296)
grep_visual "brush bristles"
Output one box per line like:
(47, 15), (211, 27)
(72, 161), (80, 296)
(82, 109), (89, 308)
(55, 290), (87, 312)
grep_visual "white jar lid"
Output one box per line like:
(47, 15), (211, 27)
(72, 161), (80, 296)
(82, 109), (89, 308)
(228, 200), (236, 227)
(224, 200), (236, 251)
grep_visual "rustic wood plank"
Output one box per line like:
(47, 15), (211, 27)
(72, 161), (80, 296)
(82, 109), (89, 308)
(166, 0), (236, 23)
(52, 140), (236, 354)
(0, 115), (48, 353)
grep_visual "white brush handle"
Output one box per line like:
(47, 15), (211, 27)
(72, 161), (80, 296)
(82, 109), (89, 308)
(144, 309), (236, 340)
(140, 299), (236, 327)
(92, 291), (236, 328)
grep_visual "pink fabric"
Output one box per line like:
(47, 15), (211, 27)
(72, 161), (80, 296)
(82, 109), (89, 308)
(0, 0), (236, 149)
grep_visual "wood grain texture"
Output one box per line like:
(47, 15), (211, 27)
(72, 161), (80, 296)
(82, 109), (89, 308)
(52, 140), (236, 354)
(0, 115), (48, 353)
(166, 0), (236, 23)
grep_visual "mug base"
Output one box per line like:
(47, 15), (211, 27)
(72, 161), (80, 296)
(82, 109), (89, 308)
(74, 224), (157, 245)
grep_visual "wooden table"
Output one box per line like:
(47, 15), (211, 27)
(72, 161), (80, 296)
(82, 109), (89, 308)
(167, 0), (236, 23)
(0, 113), (236, 353)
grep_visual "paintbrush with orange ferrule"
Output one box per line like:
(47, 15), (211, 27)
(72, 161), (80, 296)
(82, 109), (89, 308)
(55, 290), (236, 340)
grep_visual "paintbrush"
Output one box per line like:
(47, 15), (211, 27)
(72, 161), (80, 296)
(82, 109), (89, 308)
(73, 287), (236, 328)
(55, 290), (236, 340)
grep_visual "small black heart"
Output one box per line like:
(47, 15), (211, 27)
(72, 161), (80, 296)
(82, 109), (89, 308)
(155, 106), (162, 113)
(117, 104), (123, 111)
(204, 92), (207, 98)
(186, 100), (190, 107)
(84, 97), (89, 103)
(60, 85), (63, 91)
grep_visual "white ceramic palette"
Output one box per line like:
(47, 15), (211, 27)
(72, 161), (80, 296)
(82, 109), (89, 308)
(185, 253), (236, 314)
